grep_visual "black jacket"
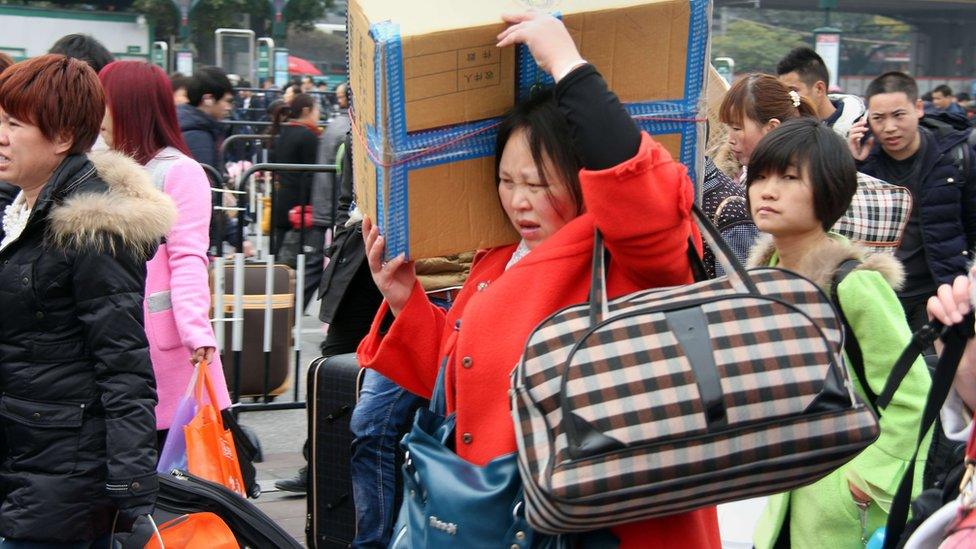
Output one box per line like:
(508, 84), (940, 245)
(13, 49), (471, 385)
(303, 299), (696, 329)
(0, 152), (175, 542)
(177, 103), (224, 169)
(318, 133), (363, 323)
(0, 182), (15, 209)
(858, 126), (976, 285)
(270, 123), (319, 229)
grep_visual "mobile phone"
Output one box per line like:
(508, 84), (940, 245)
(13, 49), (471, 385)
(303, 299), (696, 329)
(858, 114), (873, 146)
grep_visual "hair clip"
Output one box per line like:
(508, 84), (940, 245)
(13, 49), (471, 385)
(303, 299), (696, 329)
(788, 90), (801, 108)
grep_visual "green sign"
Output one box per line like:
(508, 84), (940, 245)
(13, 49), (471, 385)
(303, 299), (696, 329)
(257, 42), (271, 80)
(127, 45), (142, 54)
(152, 44), (168, 71)
(818, 0), (837, 8)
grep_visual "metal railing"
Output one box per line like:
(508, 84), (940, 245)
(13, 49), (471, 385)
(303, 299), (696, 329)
(218, 133), (273, 169)
(212, 162), (338, 415)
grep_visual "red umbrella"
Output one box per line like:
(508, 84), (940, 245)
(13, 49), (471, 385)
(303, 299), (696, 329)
(287, 55), (322, 76)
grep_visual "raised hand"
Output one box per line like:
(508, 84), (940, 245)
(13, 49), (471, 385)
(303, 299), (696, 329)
(363, 216), (417, 316)
(847, 118), (874, 162)
(496, 11), (585, 83)
(927, 274), (976, 412)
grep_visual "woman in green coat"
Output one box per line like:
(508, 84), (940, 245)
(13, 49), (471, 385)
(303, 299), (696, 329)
(742, 118), (932, 548)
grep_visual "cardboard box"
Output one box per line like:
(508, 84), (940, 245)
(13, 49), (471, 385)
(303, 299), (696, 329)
(349, 0), (711, 259)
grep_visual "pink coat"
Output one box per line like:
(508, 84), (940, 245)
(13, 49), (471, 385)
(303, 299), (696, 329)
(144, 149), (231, 429)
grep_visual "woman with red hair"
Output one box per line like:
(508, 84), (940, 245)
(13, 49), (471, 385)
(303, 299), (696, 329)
(98, 61), (232, 443)
(0, 54), (172, 546)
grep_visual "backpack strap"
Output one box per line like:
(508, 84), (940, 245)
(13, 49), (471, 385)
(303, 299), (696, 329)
(951, 139), (972, 190)
(830, 259), (879, 414)
(882, 317), (972, 548)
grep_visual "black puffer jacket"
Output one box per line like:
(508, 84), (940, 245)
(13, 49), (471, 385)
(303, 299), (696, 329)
(858, 126), (976, 285)
(0, 151), (175, 542)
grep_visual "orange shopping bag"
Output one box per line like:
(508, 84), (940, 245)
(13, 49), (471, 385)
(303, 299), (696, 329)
(184, 361), (246, 497)
(144, 512), (237, 549)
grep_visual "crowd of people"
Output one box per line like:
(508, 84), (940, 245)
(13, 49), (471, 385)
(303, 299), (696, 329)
(0, 12), (976, 549)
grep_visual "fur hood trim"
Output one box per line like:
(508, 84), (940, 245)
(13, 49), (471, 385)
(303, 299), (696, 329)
(48, 150), (176, 256)
(746, 233), (904, 292)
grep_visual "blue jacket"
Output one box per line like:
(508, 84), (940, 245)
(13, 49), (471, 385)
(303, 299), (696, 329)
(176, 103), (223, 169)
(858, 126), (976, 285)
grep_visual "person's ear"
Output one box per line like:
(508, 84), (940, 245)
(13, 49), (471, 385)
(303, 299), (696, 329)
(764, 118), (781, 133)
(52, 132), (73, 155)
(815, 80), (828, 97)
(915, 98), (925, 119)
(202, 93), (215, 106)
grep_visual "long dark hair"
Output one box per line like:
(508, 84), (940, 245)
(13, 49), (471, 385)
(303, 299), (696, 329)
(494, 90), (583, 216)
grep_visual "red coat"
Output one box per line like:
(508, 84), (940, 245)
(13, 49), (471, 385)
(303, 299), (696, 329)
(358, 134), (721, 549)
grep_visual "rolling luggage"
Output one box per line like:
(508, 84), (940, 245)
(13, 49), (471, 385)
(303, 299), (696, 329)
(118, 469), (303, 549)
(216, 263), (295, 398)
(307, 353), (364, 548)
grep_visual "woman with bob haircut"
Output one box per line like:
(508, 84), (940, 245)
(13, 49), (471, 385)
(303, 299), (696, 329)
(0, 55), (174, 545)
(719, 73), (818, 179)
(745, 118), (931, 549)
(98, 60), (232, 443)
(357, 13), (721, 548)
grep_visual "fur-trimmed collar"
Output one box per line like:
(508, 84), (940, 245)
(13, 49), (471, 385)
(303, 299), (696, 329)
(47, 150), (176, 256)
(746, 233), (905, 292)
(711, 143), (743, 181)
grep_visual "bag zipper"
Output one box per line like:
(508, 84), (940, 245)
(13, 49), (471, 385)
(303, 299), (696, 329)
(162, 470), (302, 548)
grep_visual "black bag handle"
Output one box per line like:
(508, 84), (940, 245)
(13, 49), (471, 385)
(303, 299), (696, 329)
(588, 204), (759, 323)
(882, 316), (972, 549)
(830, 259), (879, 414)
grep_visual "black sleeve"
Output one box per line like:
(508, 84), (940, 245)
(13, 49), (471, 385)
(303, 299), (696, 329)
(72, 245), (158, 510)
(336, 134), (355, 228)
(554, 64), (641, 171)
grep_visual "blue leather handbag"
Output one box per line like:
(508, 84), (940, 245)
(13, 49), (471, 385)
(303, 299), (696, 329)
(389, 366), (553, 549)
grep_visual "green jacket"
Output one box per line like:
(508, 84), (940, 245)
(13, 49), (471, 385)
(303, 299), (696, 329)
(747, 234), (932, 549)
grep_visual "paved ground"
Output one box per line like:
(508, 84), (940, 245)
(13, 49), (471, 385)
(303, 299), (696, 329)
(233, 304), (767, 547)
(234, 308), (325, 547)
(253, 453), (310, 545)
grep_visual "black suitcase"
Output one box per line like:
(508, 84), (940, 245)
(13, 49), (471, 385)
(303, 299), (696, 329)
(307, 353), (364, 548)
(119, 470), (303, 549)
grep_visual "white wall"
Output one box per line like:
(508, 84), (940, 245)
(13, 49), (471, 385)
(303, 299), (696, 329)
(0, 10), (149, 59)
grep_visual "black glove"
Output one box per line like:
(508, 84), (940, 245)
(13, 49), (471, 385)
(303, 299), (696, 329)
(107, 474), (159, 532)
(117, 515), (159, 549)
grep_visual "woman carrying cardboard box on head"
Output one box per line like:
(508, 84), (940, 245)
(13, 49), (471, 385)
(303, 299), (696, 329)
(357, 11), (720, 549)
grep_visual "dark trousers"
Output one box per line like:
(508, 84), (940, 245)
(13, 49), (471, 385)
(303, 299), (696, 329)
(302, 226), (329, 311)
(899, 293), (932, 334)
(0, 536), (115, 549)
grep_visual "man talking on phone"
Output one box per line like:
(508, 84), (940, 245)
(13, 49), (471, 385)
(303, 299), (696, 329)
(849, 72), (976, 331)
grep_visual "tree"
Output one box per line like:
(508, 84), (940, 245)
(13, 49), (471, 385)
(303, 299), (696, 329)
(717, 8), (912, 77)
(131, 0), (330, 64)
(712, 19), (807, 74)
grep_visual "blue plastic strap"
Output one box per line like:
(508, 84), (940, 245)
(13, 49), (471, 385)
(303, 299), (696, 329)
(364, 1), (711, 257)
(371, 20), (411, 258)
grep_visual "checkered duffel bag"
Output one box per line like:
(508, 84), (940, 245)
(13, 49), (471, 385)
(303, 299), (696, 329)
(832, 172), (912, 254)
(510, 205), (880, 534)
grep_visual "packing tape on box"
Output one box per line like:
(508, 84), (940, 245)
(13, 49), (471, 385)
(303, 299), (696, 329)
(361, 0), (711, 258)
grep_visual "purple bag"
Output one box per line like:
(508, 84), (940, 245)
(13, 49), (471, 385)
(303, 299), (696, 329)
(157, 366), (200, 473)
